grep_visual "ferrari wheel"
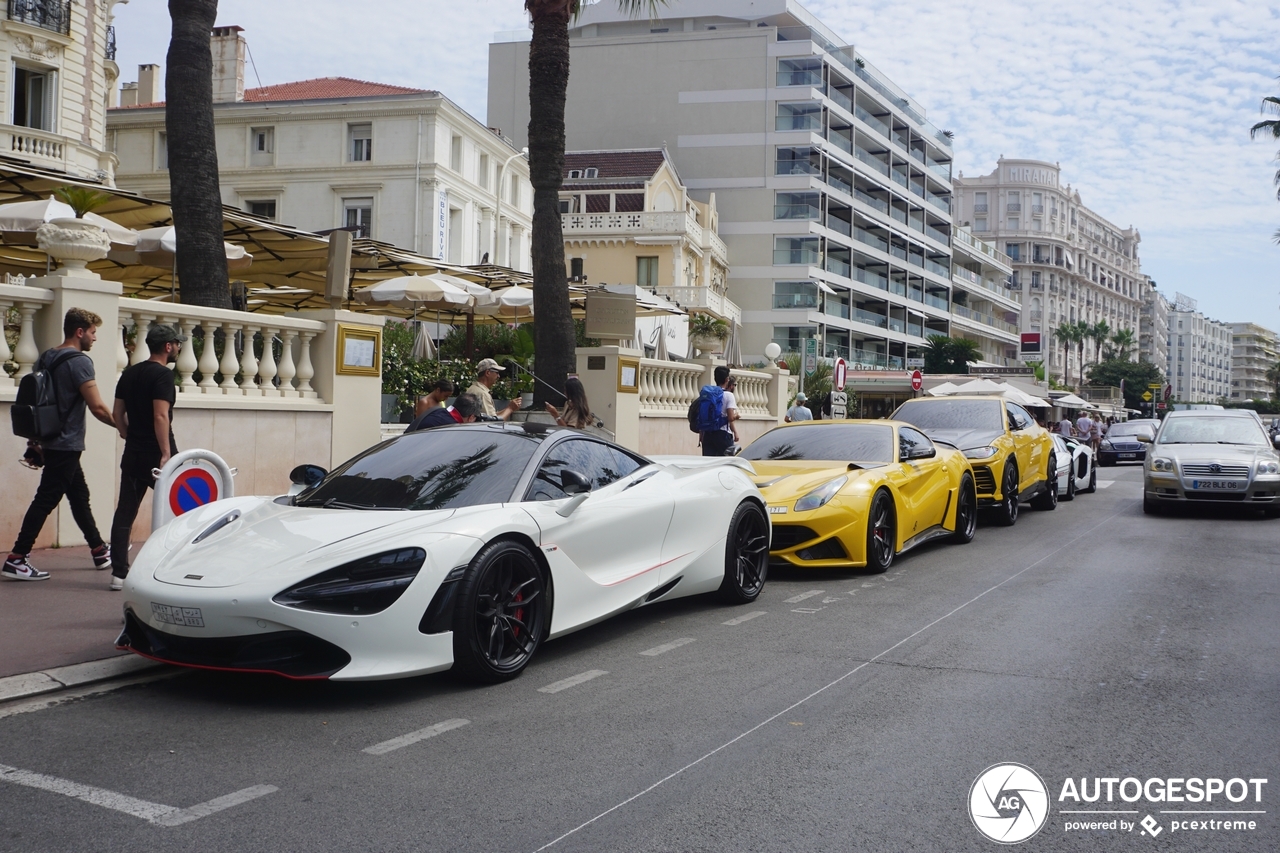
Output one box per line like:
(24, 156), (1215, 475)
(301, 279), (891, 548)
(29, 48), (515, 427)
(1031, 455), (1058, 511)
(992, 461), (1019, 527)
(865, 490), (895, 573)
(1083, 465), (1097, 494)
(719, 501), (769, 604)
(452, 539), (547, 683)
(950, 475), (977, 544)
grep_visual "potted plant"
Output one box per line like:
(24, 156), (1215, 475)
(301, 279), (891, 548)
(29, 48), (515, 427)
(36, 186), (114, 273)
(688, 313), (729, 355)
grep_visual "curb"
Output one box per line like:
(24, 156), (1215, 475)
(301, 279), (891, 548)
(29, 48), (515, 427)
(0, 656), (162, 704)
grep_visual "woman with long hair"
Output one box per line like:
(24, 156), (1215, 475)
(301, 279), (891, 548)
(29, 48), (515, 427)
(545, 377), (594, 428)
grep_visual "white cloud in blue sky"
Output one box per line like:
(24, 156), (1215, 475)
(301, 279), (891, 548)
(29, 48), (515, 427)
(112, 0), (1280, 329)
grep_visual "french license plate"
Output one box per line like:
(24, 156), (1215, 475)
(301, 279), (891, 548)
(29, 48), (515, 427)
(768, 505), (788, 515)
(1118, 453), (1136, 459)
(151, 602), (205, 628)
(1190, 480), (1241, 491)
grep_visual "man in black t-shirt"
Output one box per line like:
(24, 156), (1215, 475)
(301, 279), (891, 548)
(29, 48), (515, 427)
(107, 324), (183, 589)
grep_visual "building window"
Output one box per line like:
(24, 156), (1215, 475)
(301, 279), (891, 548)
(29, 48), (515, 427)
(974, 218), (987, 231)
(509, 178), (520, 207)
(157, 131), (168, 170)
(450, 134), (462, 172)
(478, 153), (489, 189)
(774, 191), (820, 220)
(13, 65), (54, 131)
(343, 197), (373, 238)
(250, 126), (273, 166)
(774, 236), (821, 266)
(569, 257), (584, 281)
(775, 146), (820, 175)
(349, 123), (372, 162)
(973, 192), (988, 213)
(1004, 243), (1021, 261)
(1008, 217), (1019, 230)
(247, 200), (276, 220)
(636, 256), (659, 287)
(772, 325), (816, 354)
(773, 281), (819, 310)
(777, 57), (823, 87)
(776, 101), (822, 131)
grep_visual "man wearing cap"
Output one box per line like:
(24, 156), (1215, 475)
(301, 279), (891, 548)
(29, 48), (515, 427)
(107, 324), (183, 590)
(785, 392), (813, 423)
(466, 358), (518, 420)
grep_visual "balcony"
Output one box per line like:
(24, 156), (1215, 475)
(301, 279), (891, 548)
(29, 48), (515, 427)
(854, 104), (889, 136)
(952, 305), (1020, 336)
(106, 24), (116, 60)
(1006, 203), (1022, 212)
(7, 0), (71, 34)
(973, 203), (989, 213)
(1031, 204), (1044, 215)
(853, 307), (888, 328)
(563, 210), (702, 244)
(654, 286), (741, 324)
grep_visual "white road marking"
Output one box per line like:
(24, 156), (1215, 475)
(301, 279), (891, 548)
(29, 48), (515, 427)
(362, 719), (470, 755)
(821, 597), (841, 603)
(640, 638), (696, 657)
(792, 607), (824, 614)
(538, 670), (608, 694)
(1095, 480), (1115, 489)
(722, 611), (766, 626)
(0, 763), (276, 826)
(783, 590), (823, 604)
(533, 507), (1130, 852)
(0, 669), (182, 721)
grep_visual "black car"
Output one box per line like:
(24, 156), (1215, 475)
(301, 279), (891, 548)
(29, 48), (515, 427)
(1097, 421), (1157, 466)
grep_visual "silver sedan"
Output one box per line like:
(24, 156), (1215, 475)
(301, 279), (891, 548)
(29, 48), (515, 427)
(1142, 410), (1280, 516)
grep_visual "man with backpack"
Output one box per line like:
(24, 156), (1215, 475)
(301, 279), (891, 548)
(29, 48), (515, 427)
(4, 308), (116, 581)
(691, 365), (734, 457)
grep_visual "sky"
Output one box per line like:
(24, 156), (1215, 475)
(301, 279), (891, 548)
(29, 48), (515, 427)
(110, 0), (1280, 331)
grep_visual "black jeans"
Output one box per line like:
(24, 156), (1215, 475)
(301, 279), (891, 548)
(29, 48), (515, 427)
(701, 430), (733, 457)
(110, 469), (153, 578)
(13, 449), (104, 556)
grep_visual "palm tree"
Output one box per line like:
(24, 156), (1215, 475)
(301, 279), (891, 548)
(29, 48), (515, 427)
(1266, 360), (1280, 400)
(1249, 86), (1280, 199)
(1074, 321), (1089, 387)
(166, 0), (230, 308)
(524, 0), (662, 404)
(1109, 329), (1136, 361)
(1088, 320), (1111, 365)
(1054, 321), (1078, 387)
(949, 337), (983, 373)
(922, 334), (953, 374)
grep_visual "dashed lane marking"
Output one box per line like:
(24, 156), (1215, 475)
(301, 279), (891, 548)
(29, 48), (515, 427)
(792, 607), (824, 614)
(783, 590), (824, 604)
(0, 764), (276, 827)
(722, 611), (766, 626)
(362, 719), (470, 755)
(538, 670), (608, 694)
(640, 638), (696, 657)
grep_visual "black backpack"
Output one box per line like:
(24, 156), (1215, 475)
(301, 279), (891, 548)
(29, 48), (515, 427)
(10, 349), (83, 440)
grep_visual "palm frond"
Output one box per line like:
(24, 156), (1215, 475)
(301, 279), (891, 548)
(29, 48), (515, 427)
(1250, 118), (1280, 140)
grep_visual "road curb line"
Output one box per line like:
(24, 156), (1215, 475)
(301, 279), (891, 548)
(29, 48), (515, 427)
(0, 656), (161, 703)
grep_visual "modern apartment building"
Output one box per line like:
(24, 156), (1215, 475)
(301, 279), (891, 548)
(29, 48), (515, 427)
(1228, 322), (1278, 402)
(1166, 294), (1231, 403)
(0, 0), (120, 181)
(949, 226), (1019, 366)
(954, 159), (1143, 386)
(1138, 279), (1169, 376)
(109, 27), (532, 268)
(489, 0), (956, 368)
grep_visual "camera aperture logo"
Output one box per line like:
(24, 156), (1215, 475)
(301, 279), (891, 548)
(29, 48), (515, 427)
(969, 763), (1050, 844)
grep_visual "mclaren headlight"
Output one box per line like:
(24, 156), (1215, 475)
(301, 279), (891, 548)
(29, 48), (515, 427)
(963, 446), (999, 461)
(274, 547), (427, 615)
(794, 475), (848, 512)
(1150, 457), (1175, 473)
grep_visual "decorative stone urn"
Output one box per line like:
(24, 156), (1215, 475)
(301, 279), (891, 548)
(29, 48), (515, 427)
(690, 333), (726, 357)
(36, 218), (111, 276)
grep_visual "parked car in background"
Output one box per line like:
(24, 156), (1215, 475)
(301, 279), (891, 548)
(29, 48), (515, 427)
(1143, 410), (1280, 516)
(1051, 434), (1096, 499)
(1097, 421), (1157, 466)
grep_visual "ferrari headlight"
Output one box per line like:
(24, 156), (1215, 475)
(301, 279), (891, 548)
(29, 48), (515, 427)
(793, 475), (848, 512)
(273, 547), (426, 615)
(1258, 460), (1280, 476)
(1151, 457), (1175, 473)
(963, 446), (998, 460)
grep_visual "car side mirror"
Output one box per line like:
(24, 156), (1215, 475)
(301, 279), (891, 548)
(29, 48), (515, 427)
(560, 468), (593, 495)
(1273, 434), (1280, 449)
(290, 464), (328, 488)
(906, 445), (936, 460)
(1136, 435), (1152, 444)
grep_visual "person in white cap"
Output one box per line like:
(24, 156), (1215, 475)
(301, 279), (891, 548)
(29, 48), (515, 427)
(785, 392), (813, 423)
(466, 358), (518, 420)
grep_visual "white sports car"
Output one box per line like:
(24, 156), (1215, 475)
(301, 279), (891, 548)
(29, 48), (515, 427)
(1050, 434), (1097, 500)
(117, 423), (770, 683)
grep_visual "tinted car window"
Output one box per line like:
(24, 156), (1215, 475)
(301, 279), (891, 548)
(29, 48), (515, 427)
(898, 427), (934, 461)
(893, 399), (1005, 433)
(741, 424), (894, 463)
(298, 428), (540, 510)
(528, 438), (643, 501)
(1007, 404), (1034, 430)
(1157, 417), (1269, 447)
(1108, 423), (1156, 439)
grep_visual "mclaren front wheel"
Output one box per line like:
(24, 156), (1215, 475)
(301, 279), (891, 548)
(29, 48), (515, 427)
(719, 501), (769, 604)
(452, 539), (548, 683)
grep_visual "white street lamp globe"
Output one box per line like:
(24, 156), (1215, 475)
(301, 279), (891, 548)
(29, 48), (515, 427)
(764, 342), (781, 360)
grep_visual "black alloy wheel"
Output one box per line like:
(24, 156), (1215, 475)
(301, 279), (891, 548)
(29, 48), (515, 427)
(865, 490), (896, 573)
(1083, 464), (1097, 494)
(452, 539), (548, 683)
(1031, 454), (1058, 511)
(719, 501), (770, 603)
(992, 461), (1019, 527)
(950, 474), (977, 544)
(1062, 466), (1076, 501)
(1142, 493), (1162, 515)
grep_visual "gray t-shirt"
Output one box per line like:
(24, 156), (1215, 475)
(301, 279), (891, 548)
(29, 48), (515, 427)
(38, 347), (95, 452)
(786, 404), (813, 422)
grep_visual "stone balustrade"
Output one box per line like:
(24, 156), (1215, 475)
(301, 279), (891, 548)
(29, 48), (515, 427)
(0, 281), (55, 386)
(728, 369), (773, 418)
(117, 298), (328, 401)
(637, 359), (703, 416)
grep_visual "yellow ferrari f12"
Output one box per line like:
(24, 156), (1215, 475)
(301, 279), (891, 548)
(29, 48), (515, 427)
(740, 420), (978, 573)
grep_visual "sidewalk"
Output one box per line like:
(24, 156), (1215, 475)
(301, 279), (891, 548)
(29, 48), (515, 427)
(0, 544), (139, 679)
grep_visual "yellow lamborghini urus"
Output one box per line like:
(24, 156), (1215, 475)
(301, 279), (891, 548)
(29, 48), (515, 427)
(891, 395), (1059, 526)
(740, 420), (978, 573)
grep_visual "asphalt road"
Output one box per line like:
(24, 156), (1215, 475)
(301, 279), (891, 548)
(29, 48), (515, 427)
(2, 464), (1277, 852)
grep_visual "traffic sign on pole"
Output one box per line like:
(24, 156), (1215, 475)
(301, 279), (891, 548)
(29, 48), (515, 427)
(910, 370), (923, 392)
(1164, 384), (1172, 401)
(830, 390), (848, 419)
(804, 337), (818, 374)
(1141, 391), (1153, 402)
(834, 358), (847, 392)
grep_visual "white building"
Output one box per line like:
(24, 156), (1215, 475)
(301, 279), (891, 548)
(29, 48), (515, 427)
(1228, 322), (1278, 402)
(489, 0), (957, 368)
(949, 226), (1019, 366)
(1166, 293), (1231, 403)
(1138, 278), (1169, 376)
(955, 159), (1143, 385)
(109, 27), (532, 268)
(0, 0), (120, 182)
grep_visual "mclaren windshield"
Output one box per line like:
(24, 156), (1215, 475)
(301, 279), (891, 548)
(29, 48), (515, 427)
(741, 424), (895, 464)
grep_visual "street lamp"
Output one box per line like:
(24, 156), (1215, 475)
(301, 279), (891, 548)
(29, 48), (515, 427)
(493, 146), (528, 267)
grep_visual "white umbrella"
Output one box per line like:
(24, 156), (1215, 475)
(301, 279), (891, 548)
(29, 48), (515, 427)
(411, 320), (436, 361)
(476, 285), (534, 322)
(927, 381), (960, 396)
(653, 321), (670, 361)
(426, 272), (494, 307)
(952, 378), (1008, 394)
(725, 321), (743, 367)
(1054, 393), (1091, 409)
(0, 197), (138, 250)
(354, 275), (472, 310)
(119, 225), (253, 272)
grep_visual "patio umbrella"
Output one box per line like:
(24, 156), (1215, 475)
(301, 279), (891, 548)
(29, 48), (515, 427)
(927, 381), (960, 396)
(952, 378), (1008, 394)
(0, 196), (139, 250)
(426, 272), (495, 307)
(122, 225), (254, 271)
(411, 320), (436, 361)
(653, 322), (670, 361)
(476, 285), (533, 322)
(1054, 393), (1091, 409)
(353, 275), (472, 311)
(725, 321), (743, 367)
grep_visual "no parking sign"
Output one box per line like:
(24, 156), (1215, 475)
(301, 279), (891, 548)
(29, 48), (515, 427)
(151, 450), (237, 531)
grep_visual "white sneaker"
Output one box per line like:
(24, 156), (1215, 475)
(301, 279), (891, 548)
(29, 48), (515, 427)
(2, 555), (49, 581)
(109, 575), (124, 591)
